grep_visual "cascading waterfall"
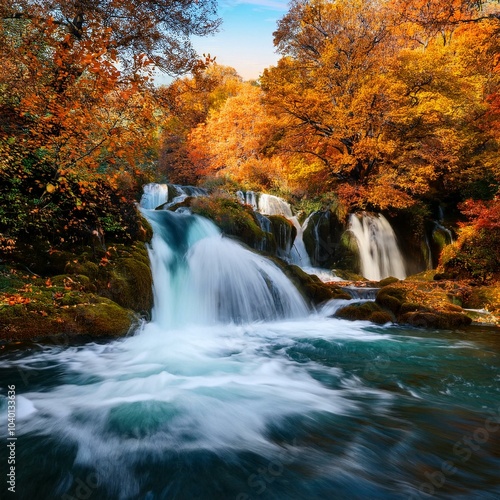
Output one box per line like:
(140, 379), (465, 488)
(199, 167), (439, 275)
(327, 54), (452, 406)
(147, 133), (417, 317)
(236, 190), (258, 210)
(255, 193), (312, 267)
(141, 183), (171, 210)
(141, 182), (207, 210)
(348, 213), (406, 280)
(1, 188), (499, 500)
(142, 208), (309, 327)
(239, 192), (339, 280)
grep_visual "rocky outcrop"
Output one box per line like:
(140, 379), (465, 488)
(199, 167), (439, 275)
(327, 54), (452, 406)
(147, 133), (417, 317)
(276, 263), (351, 306)
(0, 241), (153, 343)
(336, 278), (480, 329)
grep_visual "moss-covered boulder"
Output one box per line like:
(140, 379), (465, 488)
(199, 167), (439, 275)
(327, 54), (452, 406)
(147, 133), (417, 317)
(372, 280), (479, 328)
(335, 301), (393, 324)
(190, 196), (267, 250)
(0, 240), (152, 343)
(104, 245), (153, 313)
(376, 286), (407, 315)
(273, 262), (351, 306)
(378, 276), (400, 287)
(332, 269), (366, 281)
(399, 311), (472, 329)
(0, 291), (137, 342)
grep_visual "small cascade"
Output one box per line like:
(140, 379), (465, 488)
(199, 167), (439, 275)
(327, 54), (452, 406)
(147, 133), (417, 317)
(433, 221), (454, 245)
(257, 194), (312, 267)
(236, 190), (258, 210)
(304, 211), (334, 267)
(142, 209), (309, 328)
(424, 233), (433, 270)
(342, 287), (380, 300)
(141, 183), (171, 210)
(141, 183), (207, 210)
(258, 194), (294, 219)
(434, 205), (454, 244)
(348, 213), (406, 281)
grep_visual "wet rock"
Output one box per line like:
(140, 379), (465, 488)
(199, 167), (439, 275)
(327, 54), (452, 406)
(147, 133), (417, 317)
(335, 301), (393, 324)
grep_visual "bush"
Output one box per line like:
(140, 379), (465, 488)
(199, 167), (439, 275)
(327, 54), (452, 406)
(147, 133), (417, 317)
(440, 198), (500, 282)
(0, 153), (146, 264)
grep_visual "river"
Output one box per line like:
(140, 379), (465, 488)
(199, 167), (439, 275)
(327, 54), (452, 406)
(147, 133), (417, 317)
(1, 205), (499, 500)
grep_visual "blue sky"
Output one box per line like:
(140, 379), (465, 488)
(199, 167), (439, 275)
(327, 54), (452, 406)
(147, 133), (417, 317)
(193, 0), (289, 80)
(156, 0), (289, 84)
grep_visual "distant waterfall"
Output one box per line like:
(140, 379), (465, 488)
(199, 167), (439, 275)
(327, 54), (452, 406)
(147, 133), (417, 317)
(348, 213), (406, 281)
(236, 190), (258, 210)
(141, 183), (207, 210)
(142, 209), (309, 328)
(250, 193), (312, 267)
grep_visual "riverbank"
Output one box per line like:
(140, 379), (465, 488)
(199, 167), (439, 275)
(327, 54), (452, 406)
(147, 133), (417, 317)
(0, 242), (153, 343)
(332, 271), (500, 328)
(2, 257), (499, 344)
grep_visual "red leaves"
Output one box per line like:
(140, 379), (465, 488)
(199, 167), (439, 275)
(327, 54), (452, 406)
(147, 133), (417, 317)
(459, 198), (500, 230)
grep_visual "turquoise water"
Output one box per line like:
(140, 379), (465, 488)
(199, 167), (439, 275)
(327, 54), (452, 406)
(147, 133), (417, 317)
(1, 320), (499, 499)
(2, 207), (499, 499)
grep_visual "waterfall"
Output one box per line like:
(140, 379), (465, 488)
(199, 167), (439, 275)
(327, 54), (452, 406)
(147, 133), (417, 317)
(141, 183), (171, 210)
(258, 193), (294, 218)
(236, 190), (258, 210)
(142, 209), (309, 328)
(141, 183), (207, 210)
(256, 194), (312, 267)
(348, 213), (406, 281)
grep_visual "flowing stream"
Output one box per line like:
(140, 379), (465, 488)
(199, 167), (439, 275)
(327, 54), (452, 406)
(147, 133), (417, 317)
(1, 208), (499, 500)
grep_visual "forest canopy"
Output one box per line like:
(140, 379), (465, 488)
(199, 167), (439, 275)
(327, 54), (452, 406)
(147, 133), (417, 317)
(1, 0), (499, 269)
(0, 0), (220, 256)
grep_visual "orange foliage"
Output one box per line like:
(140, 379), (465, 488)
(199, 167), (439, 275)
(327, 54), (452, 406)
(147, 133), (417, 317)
(187, 84), (282, 188)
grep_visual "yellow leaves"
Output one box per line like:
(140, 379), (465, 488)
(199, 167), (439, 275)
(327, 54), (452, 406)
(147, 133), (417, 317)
(45, 183), (56, 193)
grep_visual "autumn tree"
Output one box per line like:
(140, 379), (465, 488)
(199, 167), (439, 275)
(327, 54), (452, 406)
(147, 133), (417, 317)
(187, 82), (286, 189)
(389, 0), (499, 37)
(157, 64), (244, 184)
(440, 196), (500, 281)
(261, 0), (499, 210)
(261, 0), (411, 209)
(0, 0), (220, 75)
(0, 0), (220, 257)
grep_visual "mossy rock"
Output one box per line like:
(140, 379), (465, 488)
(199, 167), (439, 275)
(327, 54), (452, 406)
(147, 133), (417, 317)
(191, 196), (266, 249)
(376, 286), (407, 314)
(399, 302), (428, 315)
(1, 239), (152, 343)
(65, 260), (101, 281)
(0, 266), (24, 292)
(332, 269), (366, 281)
(400, 311), (472, 329)
(51, 274), (94, 292)
(69, 300), (137, 337)
(335, 301), (393, 324)
(107, 257), (153, 312)
(405, 270), (438, 282)
(0, 298), (137, 341)
(276, 263), (350, 305)
(45, 250), (80, 275)
(369, 311), (394, 324)
(378, 276), (400, 287)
